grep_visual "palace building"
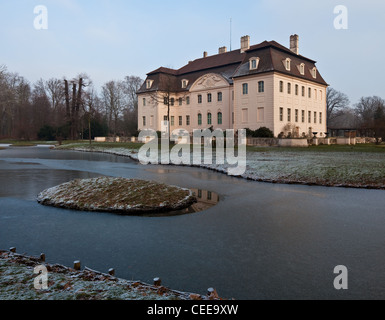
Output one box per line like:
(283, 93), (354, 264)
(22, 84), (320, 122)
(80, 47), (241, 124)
(137, 35), (328, 138)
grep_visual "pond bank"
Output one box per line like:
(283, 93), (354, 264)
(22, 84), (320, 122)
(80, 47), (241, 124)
(0, 250), (220, 300)
(56, 144), (385, 190)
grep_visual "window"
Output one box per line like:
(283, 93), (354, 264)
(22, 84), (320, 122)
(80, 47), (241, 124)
(207, 113), (212, 125)
(280, 81), (284, 93)
(314, 112), (317, 124)
(142, 116), (146, 126)
(146, 80), (153, 89)
(171, 116), (175, 126)
(164, 97), (168, 105)
(207, 93), (212, 103)
(143, 98), (146, 106)
(250, 57), (260, 70)
(217, 92), (222, 102)
(295, 84), (299, 96)
(308, 88), (312, 98)
(186, 115), (190, 126)
(300, 63), (305, 75)
(257, 107), (265, 122)
(181, 79), (188, 88)
(312, 67), (317, 79)
(198, 190), (202, 198)
(295, 109), (299, 122)
(232, 112), (234, 124)
(217, 112), (223, 125)
(258, 81), (265, 93)
(164, 115), (168, 121)
(198, 113), (202, 125)
(186, 96), (190, 105)
(279, 108), (284, 121)
(302, 110), (305, 123)
(288, 108), (291, 122)
(319, 112), (322, 124)
(302, 86), (305, 97)
(287, 83), (291, 94)
(178, 98), (182, 106)
(308, 111), (311, 123)
(150, 115), (154, 126)
(207, 191), (212, 200)
(314, 89), (317, 100)
(179, 116), (182, 126)
(242, 83), (248, 95)
(320, 90), (323, 101)
(285, 58), (291, 71)
(170, 98), (175, 106)
(198, 95), (202, 104)
(242, 109), (248, 123)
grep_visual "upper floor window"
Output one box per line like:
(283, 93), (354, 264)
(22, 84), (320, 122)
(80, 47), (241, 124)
(312, 67), (317, 79)
(299, 63), (305, 75)
(170, 98), (175, 106)
(287, 83), (291, 94)
(258, 81), (265, 93)
(198, 113), (202, 125)
(186, 96), (190, 105)
(207, 93), (212, 103)
(178, 97), (183, 106)
(143, 98), (146, 106)
(295, 84), (299, 96)
(279, 81), (284, 93)
(242, 83), (248, 95)
(217, 92), (223, 102)
(279, 108), (284, 121)
(181, 79), (189, 89)
(198, 95), (202, 104)
(164, 97), (168, 105)
(142, 116), (146, 126)
(284, 58), (291, 71)
(249, 57), (260, 70)
(302, 86), (305, 97)
(146, 80), (153, 89)
(308, 88), (312, 98)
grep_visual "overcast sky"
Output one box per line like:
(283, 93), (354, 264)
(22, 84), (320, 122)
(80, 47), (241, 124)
(0, 0), (384, 105)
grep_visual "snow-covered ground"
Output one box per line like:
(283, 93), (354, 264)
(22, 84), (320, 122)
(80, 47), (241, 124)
(0, 250), (208, 300)
(37, 177), (196, 214)
(58, 144), (385, 189)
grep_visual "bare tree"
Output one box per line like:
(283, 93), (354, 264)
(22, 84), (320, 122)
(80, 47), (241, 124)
(102, 80), (125, 139)
(326, 87), (350, 125)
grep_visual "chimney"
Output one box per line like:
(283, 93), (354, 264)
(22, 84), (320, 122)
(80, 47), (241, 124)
(203, 51), (208, 58)
(240, 35), (250, 53)
(290, 34), (299, 55)
(218, 46), (227, 54)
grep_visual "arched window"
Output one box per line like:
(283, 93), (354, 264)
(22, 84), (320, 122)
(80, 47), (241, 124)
(217, 112), (223, 125)
(207, 113), (212, 125)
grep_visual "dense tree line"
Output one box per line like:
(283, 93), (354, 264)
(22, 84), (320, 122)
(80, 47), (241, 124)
(0, 64), (142, 141)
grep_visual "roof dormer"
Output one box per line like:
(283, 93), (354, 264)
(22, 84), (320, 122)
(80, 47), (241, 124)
(299, 63), (305, 75)
(146, 79), (154, 89)
(311, 67), (317, 79)
(249, 57), (260, 71)
(181, 79), (189, 89)
(283, 58), (291, 71)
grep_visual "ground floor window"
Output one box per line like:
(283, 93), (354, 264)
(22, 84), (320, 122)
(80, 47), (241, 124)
(217, 112), (223, 125)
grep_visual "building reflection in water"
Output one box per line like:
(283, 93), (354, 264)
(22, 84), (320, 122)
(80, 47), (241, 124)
(144, 188), (219, 217)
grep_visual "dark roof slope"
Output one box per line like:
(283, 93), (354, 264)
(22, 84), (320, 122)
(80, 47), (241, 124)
(137, 40), (327, 94)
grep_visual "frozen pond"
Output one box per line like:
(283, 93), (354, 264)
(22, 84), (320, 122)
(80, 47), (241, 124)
(1, 146), (385, 299)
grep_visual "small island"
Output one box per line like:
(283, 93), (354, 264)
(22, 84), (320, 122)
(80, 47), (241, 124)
(37, 177), (197, 215)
